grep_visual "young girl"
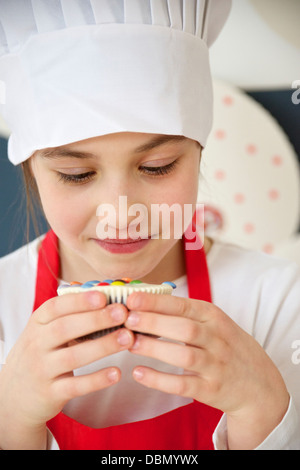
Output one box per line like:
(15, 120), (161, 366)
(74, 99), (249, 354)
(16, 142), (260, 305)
(0, 1), (299, 450)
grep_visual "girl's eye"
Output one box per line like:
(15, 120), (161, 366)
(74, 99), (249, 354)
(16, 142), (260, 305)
(58, 171), (96, 184)
(139, 160), (178, 176)
(57, 160), (178, 184)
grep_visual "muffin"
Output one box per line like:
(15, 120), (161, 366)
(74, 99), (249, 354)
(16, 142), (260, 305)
(57, 278), (176, 341)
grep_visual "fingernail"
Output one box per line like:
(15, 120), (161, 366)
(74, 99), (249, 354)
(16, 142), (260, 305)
(110, 306), (125, 323)
(133, 368), (144, 381)
(117, 330), (131, 346)
(87, 292), (103, 308)
(131, 334), (141, 350)
(128, 293), (142, 310)
(126, 312), (139, 327)
(107, 368), (119, 383)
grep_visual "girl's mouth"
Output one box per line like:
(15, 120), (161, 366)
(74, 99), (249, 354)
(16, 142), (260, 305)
(93, 237), (152, 254)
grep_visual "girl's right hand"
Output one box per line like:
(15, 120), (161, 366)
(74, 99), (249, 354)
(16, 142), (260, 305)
(0, 291), (133, 449)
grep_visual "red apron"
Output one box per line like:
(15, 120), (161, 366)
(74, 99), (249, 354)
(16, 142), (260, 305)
(33, 229), (222, 450)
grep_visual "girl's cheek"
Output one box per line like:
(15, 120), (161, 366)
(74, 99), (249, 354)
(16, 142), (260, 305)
(38, 183), (92, 236)
(53, 203), (91, 235)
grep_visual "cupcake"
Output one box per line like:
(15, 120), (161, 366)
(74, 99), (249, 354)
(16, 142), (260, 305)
(57, 278), (176, 341)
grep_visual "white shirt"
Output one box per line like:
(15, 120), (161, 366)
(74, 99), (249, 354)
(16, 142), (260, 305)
(0, 236), (299, 450)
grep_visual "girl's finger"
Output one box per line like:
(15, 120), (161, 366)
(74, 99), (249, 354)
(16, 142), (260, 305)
(34, 291), (107, 324)
(130, 333), (212, 373)
(49, 328), (135, 376)
(52, 367), (121, 403)
(125, 311), (211, 347)
(132, 366), (202, 400)
(127, 292), (214, 322)
(45, 303), (129, 348)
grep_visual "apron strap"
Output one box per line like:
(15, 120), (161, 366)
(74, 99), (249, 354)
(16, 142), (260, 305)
(33, 230), (59, 311)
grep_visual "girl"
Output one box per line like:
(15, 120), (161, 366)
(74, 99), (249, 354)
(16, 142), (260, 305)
(0, 1), (299, 450)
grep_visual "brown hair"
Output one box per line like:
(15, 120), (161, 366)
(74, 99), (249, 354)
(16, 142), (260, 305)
(21, 158), (47, 241)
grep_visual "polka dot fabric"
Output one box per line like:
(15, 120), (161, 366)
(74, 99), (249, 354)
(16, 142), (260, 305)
(198, 80), (300, 254)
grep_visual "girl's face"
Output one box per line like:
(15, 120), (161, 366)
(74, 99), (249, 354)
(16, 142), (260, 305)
(31, 132), (201, 283)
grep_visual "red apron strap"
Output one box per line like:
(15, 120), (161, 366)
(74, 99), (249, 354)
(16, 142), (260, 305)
(183, 234), (212, 303)
(33, 227), (222, 449)
(33, 230), (59, 312)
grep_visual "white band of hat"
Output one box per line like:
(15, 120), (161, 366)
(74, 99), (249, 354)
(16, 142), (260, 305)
(0, 0), (231, 165)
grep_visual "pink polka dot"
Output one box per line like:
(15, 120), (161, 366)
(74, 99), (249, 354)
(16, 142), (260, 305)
(268, 189), (280, 200)
(222, 95), (234, 106)
(262, 244), (274, 254)
(214, 169), (226, 180)
(244, 223), (255, 234)
(214, 129), (226, 140)
(234, 193), (245, 204)
(246, 144), (257, 155)
(271, 155), (283, 166)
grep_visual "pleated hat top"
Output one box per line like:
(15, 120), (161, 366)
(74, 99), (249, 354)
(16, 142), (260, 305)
(0, 0), (231, 165)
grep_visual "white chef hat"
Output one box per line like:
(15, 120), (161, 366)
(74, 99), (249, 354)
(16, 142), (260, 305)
(0, 0), (231, 166)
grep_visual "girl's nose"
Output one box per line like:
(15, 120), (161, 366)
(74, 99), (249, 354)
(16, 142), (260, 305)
(96, 195), (149, 239)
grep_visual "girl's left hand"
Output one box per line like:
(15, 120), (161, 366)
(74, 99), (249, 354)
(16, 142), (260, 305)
(125, 293), (290, 450)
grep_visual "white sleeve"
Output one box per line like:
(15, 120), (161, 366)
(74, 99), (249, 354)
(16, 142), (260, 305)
(213, 397), (300, 450)
(212, 258), (300, 450)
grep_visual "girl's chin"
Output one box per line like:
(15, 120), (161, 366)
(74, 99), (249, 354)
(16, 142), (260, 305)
(60, 236), (176, 282)
(87, 243), (167, 282)
(86, 238), (180, 283)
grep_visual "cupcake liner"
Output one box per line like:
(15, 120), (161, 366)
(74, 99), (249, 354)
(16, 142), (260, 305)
(57, 281), (175, 342)
(58, 283), (173, 305)
(75, 325), (121, 342)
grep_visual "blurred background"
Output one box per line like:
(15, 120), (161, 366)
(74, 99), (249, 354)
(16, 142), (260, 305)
(0, 0), (299, 260)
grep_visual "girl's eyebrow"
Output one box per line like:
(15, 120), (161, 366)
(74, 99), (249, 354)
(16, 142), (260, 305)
(133, 135), (187, 153)
(39, 149), (96, 160)
(39, 135), (187, 160)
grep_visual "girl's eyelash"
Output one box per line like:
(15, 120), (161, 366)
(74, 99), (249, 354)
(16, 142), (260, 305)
(57, 160), (177, 184)
(139, 160), (178, 176)
(58, 171), (95, 184)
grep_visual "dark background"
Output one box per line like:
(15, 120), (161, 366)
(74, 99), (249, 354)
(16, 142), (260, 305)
(0, 89), (299, 258)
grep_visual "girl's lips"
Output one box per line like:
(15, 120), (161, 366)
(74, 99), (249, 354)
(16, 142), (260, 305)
(94, 237), (151, 254)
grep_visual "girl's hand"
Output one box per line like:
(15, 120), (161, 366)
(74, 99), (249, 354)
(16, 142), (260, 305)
(0, 291), (133, 449)
(125, 293), (290, 450)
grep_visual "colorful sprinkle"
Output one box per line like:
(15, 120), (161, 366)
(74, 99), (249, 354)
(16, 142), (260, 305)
(81, 280), (100, 288)
(63, 279), (176, 290)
